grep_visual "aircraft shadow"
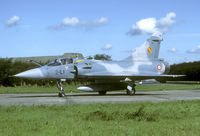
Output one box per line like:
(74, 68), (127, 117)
(10, 92), (165, 98)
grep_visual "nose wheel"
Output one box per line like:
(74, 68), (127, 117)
(58, 92), (65, 97)
(56, 80), (65, 97)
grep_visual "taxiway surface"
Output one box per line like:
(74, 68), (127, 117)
(1, 90), (200, 106)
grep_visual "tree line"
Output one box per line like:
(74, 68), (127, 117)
(0, 58), (48, 87)
(169, 61), (200, 81)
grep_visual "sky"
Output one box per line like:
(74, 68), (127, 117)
(0, 0), (200, 64)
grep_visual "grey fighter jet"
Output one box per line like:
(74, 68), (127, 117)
(14, 31), (183, 97)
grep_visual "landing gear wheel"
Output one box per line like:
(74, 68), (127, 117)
(126, 89), (135, 95)
(98, 91), (107, 95)
(127, 84), (136, 96)
(129, 88), (135, 96)
(58, 92), (65, 97)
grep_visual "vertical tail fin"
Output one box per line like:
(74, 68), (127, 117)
(131, 31), (163, 60)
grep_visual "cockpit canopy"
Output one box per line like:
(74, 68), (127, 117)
(47, 57), (73, 66)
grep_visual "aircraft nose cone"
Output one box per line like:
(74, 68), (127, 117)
(14, 68), (44, 79)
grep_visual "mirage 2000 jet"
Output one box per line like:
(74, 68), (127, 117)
(14, 31), (183, 97)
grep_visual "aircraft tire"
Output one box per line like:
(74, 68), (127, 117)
(58, 92), (65, 97)
(98, 91), (107, 95)
(129, 89), (135, 96)
(127, 85), (136, 96)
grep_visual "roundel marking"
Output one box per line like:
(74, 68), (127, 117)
(147, 46), (152, 53)
(157, 65), (162, 70)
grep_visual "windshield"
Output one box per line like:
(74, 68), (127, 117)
(47, 58), (73, 66)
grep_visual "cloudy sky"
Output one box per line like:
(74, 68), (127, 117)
(0, 0), (200, 64)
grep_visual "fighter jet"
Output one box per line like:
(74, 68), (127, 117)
(14, 31), (183, 97)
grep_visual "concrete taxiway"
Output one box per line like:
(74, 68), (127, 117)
(1, 90), (200, 106)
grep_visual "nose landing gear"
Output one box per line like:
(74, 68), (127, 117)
(56, 80), (65, 97)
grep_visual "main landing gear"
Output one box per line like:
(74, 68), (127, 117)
(56, 80), (65, 97)
(126, 83), (136, 95)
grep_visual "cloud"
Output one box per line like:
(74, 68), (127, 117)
(62, 17), (79, 26)
(87, 17), (108, 26)
(101, 44), (112, 50)
(6, 16), (20, 27)
(186, 45), (200, 54)
(49, 17), (108, 30)
(168, 48), (177, 53)
(128, 12), (176, 36)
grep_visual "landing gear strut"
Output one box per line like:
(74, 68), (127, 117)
(56, 80), (65, 97)
(126, 81), (136, 96)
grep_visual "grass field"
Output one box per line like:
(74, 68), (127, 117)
(0, 100), (200, 136)
(0, 83), (200, 94)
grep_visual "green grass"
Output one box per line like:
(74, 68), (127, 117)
(136, 84), (200, 91)
(1, 101), (200, 136)
(0, 84), (80, 94)
(0, 83), (200, 94)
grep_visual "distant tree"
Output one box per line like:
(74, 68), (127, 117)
(87, 56), (93, 60)
(169, 61), (200, 81)
(94, 54), (112, 61)
(0, 58), (47, 87)
(0, 58), (13, 86)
